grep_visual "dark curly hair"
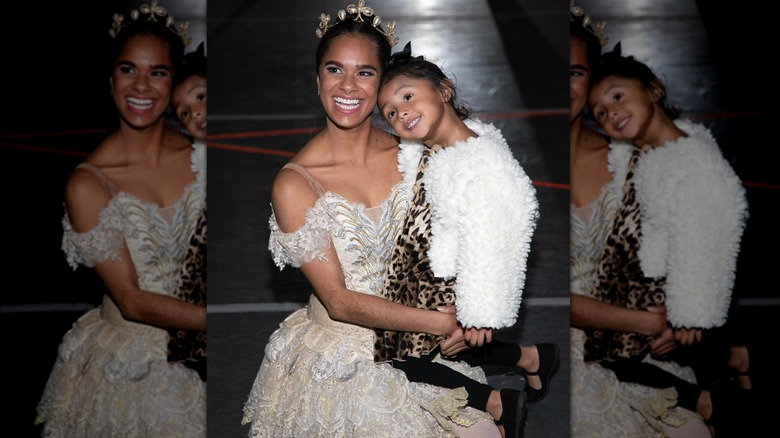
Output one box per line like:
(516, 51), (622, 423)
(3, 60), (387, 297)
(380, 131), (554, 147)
(591, 43), (681, 120)
(379, 42), (471, 120)
(107, 17), (185, 78)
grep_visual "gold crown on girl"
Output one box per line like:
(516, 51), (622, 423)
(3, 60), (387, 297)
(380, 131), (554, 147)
(316, 0), (399, 47)
(109, 0), (192, 47)
(570, 1), (608, 47)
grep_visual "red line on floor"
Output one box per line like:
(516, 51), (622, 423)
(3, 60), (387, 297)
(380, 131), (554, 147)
(689, 110), (778, 121)
(208, 142), (296, 157)
(743, 181), (780, 190)
(0, 142), (88, 157)
(209, 127), (322, 140)
(533, 181), (570, 190)
(480, 109), (569, 120)
(0, 128), (111, 140)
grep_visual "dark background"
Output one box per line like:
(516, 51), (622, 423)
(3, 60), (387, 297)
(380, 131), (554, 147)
(0, 0), (776, 437)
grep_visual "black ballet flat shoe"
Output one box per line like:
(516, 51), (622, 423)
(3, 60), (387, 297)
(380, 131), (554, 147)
(524, 343), (560, 403)
(704, 379), (743, 437)
(495, 388), (527, 438)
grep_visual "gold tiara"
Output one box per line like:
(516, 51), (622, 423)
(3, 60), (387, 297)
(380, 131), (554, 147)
(109, 0), (191, 47)
(316, 1), (399, 47)
(570, 1), (608, 47)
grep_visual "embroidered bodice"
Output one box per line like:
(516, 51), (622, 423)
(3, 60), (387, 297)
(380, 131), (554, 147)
(570, 178), (622, 298)
(269, 163), (408, 294)
(61, 145), (206, 299)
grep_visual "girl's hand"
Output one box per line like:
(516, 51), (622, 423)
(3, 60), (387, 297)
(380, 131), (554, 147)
(464, 327), (493, 347)
(674, 327), (702, 346)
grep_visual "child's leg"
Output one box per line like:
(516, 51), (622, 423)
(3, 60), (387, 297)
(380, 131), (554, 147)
(456, 341), (521, 367)
(393, 356), (526, 438)
(601, 357), (700, 411)
(393, 356), (492, 411)
(453, 341), (558, 403)
(664, 325), (751, 390)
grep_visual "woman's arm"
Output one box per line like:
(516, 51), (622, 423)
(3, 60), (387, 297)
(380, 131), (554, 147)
(300, 254), (459, 335)
(66, 169), (206, 332)
(570, 293), (667, 337)
(271, 168), (459, 336)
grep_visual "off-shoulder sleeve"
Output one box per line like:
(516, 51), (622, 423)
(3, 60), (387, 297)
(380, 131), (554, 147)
(61, 201), (127, 270)
(267, 200), (336, 270)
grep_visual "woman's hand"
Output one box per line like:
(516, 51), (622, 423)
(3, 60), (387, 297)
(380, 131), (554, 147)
(439, 328), (469, 357)
(649, 327), (677, 357)
(643, 305), (669, 337)
(437, 305), (469, 357)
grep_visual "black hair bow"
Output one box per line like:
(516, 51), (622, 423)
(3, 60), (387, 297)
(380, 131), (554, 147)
(390, 41), (423, 64)
(602, 41), (632, 62)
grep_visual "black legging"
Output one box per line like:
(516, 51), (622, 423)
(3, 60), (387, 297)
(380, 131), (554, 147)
(600, 325), (738, 412)
(393, 341), (523, 411)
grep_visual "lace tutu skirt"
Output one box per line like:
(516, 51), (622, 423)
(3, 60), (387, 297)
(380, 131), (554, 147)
(570, 327), (703, 437)
(242, 297), (494, 437)
(35, 297), (206, 437)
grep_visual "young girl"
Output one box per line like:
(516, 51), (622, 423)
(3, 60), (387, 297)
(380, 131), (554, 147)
(172, 42), (207, 143)
(375, 42), (558, 438)
(167, 41), (207, 381)
(586, 43), (750, 436)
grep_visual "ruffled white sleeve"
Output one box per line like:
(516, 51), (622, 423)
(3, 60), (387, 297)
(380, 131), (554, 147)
(635, 121), (748, 328)
(425, 121), (539, 329)
(267, 200), (335, 270)
(61, 201), (127, 270)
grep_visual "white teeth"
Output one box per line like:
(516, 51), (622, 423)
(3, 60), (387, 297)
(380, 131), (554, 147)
(128, 97), (152, 109)
(334, 97), (360, 110)
(407, 116), (420, 130)
(334, 97), (359, 104)
(617, 116), (630, 130)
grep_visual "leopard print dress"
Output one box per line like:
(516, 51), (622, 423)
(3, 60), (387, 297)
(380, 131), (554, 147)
(583, 147), (666, 362)
(374, 147), (457, 362)
(167, 204), (207, 380)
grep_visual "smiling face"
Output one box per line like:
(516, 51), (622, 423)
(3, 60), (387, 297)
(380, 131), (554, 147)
(172, 74), (207, 141)
(111, 33), (174, 131)
(317, 35), (382, 130)
(570, 35), (591, 122)
(378, 75), (449, 144)
(588, 74), (662, 144)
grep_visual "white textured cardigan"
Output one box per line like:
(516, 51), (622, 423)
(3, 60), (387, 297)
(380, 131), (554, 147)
(397, 119), (539, 329)
(607, 119), (749, 329)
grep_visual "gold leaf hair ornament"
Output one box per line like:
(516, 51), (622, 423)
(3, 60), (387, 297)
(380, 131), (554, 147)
(109, 0), (192, 47)
(315, 0), (399, 47)
(570, 0), (608, 47)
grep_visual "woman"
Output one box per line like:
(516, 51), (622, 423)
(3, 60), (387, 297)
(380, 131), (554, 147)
(35, 3), (207, 436)
(241, 3), (501, 437)
(568, 3), (708, 437)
